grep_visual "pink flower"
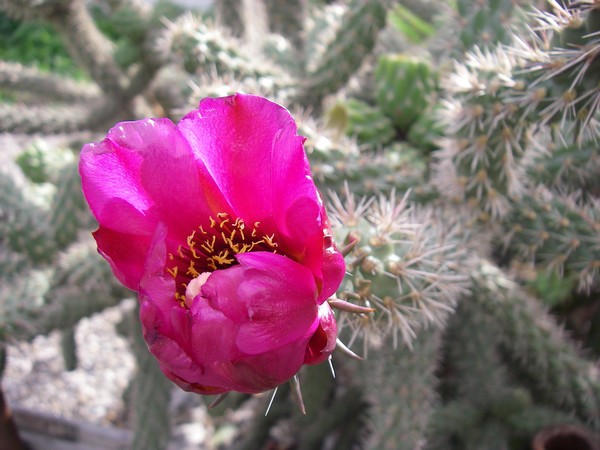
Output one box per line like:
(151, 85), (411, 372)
(79, 93), (345, 394)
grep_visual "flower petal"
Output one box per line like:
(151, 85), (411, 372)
(106, 118), (229, 238)
(179, 94), (301, 221)
(179, 94), (326, 247)
(199, 252), (320, 356)
(80, 118), (230, 289)
(179, 93), (344, 298)
(317, 240), (346, 303)
(93, 226), (152, 290)
(304, 302), (337, 365)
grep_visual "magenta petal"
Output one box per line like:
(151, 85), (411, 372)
(200, 252), (319, 355)
(317, 243), (346, 303)
(304, 303), (337, 365)
(80, 118), (231, 288)
(93, 226), (152, 290)
(79, 139), (154, 232)
(106, 118), (229, 238)
(179, 93), (302, 221)
(179, 94), (325, 242)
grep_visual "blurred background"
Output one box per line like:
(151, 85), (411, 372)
(0, 0), (599, 449)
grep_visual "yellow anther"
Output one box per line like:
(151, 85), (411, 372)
(213, 250), (234, 266)
(264, 234), (278, 248)
(187, 261), (200, 277)
(187, 231), (202, 258)
(172, 215), (279, 307)
(175, 292), (186, 307)
(201, 235), (216, 253)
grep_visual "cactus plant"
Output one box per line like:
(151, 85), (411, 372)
(375, 54), (438, 131)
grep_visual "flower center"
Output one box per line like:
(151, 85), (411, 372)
(166, 212), (279, 306)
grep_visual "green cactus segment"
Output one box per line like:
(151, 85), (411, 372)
(129, 307), (172, 450)
(509, 4), (600, 141)
(360, 329), (441, 450)
(433, 48), (527, 220)
(375, 54), (438, 131)
(264, 0), (306, 51)
(60, 325), (78, 371)
(428, 262), (600, 446)
(165, 15), (289, 85)
(454, 0), (522, 53)
(525, 134), (600, 192)
(1, 169), (56, 262)
(586, 7), (600, 34)
(444, 298), (508, 408)
(326, 99), (396, 147)
(15, 141), (74, 184)
(429, 297), (525, 448)
(0, 61), (99, 103)
(304, 122), (428, 198)
(290, 363), (369, 450)
(50, 162), (95, 250)
(0, 248), (29, 280)
(502, 190), (600, 293)
(332, 194), (469, 351)
(387, 3), (435, 44)
(0, 240), (130, 341)
(472, 262), (600, 430)
(297, 0), (390, 108)
(215, 0), (245, 37)
(3, 157), (92, 262)
(0, 266), (51, 338)
(406, 103), (445, 152)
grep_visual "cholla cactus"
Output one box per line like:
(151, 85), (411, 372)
(502, 188), (600, 293)
(330, 186), (470, 352)
(509, 0), (600, 142)
(375, 54), (439, 131)
(432, 46), (529, 220)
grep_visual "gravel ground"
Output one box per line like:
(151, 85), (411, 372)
(2, 299), (254, 449)
(4, 301), (136, 428)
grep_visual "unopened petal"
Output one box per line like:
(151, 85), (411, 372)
(304, 302), (337, 365)
(201, 252), (319, 355)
